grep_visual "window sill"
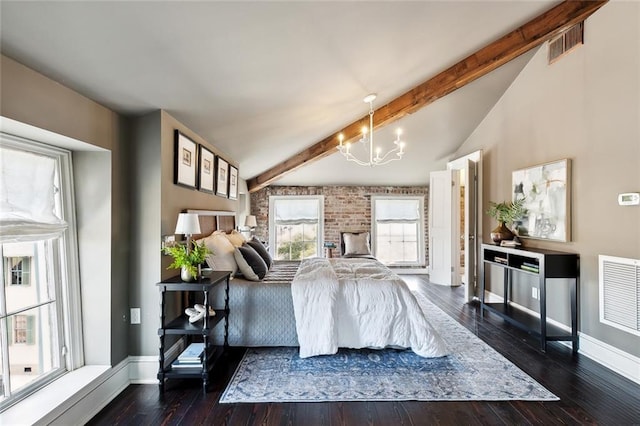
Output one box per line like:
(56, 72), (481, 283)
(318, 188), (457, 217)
(0, 365), (110, 425)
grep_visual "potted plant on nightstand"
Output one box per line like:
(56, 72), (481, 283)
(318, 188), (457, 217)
(486, 198), (526, 245)
(162, 240), (211, 282)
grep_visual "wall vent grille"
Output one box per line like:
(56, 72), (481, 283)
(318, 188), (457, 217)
(599, 255), (640, 336)
(548, 21), (584, 64)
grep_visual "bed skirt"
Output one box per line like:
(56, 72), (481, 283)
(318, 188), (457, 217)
(209, 261), (299, 347)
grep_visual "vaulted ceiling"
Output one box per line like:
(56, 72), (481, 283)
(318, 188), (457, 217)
(2, 1), (586, 189)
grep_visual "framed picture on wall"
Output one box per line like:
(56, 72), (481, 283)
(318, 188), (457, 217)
(216, 156), (229, 197)
(174, 130), (197, 188)
(512, 158), (571, 242)
(228, 165), (238, 200)
(198, 145), (215, 193)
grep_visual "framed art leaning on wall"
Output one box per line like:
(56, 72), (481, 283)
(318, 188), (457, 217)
(512, 158), (571, 242)
(174, 130), (197, 189)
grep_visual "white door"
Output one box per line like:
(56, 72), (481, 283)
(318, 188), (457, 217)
(429, 169), (460, 286)
(463, 159), (477, 301)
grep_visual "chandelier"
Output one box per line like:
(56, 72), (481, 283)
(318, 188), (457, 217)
(337, 94), (406, 166)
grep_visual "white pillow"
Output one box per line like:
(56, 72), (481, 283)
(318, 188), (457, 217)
(224, 229), (246, 247)
(198, 233), (238, 276)
(343, 232), (372, 256)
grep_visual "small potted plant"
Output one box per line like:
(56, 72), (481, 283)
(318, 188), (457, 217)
(162, 240), (211, 282)
(486, 198), (526, 245)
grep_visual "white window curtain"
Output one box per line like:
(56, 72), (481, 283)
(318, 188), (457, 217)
(0, 148), (68, 242)
(274, 199), (320, 225)
(374, 199), (420, 223)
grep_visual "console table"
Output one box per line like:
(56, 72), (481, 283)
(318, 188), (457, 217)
(156, 270), (230, 393)
(480, 244), (579, 353)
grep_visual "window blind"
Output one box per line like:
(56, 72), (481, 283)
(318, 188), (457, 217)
(0, 147), (68, 242)
(374, 199), (420, 223)
(274, 199), (319, 225)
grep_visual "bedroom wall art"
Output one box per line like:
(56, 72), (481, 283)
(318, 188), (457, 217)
(216, 156), (229, 197)
(512, 158), (571, 242)
(229, 165), (238, 200)
(174, 130), (197, 188)
(198, 145), (215, 193)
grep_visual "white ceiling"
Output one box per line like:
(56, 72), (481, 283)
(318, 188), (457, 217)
(0, 1), (555, 186)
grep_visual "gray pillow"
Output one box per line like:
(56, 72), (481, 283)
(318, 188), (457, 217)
(234, 244), (268, 281)
(246, 237), (273, 269)
(343, 232), (371, 256)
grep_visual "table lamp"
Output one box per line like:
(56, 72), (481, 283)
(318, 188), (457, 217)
(245, 215), (257, 238)
(175, 213), (201, 250)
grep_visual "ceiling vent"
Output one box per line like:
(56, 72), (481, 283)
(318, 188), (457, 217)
(548, 21), (584, 64)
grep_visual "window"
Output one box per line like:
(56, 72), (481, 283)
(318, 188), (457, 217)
(6, 257), (30, 286)
(0, 134), (81, 409)
(372, 196), (424, 266)
(269, 196), (324, 261)
(12, 315), (35, 345)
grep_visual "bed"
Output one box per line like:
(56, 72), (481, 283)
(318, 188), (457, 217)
(192, 211), (447, 358)
(187, 210), (300, 347)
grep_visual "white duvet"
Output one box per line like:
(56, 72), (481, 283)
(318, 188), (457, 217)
(292, 257), (448, 358)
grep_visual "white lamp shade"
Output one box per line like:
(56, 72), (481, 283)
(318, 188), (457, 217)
(174, 213), (201, 236)
(245, 215), (257, 228)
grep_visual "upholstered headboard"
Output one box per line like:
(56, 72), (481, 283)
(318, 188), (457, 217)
(186, 209), (236, 239)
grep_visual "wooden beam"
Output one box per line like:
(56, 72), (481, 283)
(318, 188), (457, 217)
(247, 0), (607, 192)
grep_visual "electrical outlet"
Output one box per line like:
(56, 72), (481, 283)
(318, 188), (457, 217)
(532, 287), (538, 299)
(130, 308), (141, 324)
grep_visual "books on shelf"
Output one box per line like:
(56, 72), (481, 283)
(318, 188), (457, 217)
(177, 342), (204, 362)
(494, 256), (508, 265)
(520, 264), (539, 273)
(171, 359), (202, 370)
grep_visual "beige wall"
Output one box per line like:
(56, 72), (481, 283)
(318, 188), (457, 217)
(0, 55), (118, 151)
(455, 2), (640, 356)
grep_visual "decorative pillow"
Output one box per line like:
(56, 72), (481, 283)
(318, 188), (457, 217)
(234, 244), (268, 281)
(198, 233), (238, 276)
(246, 237), (273, 269)
(343, 232), (372, 256)
(224, 229), (246, 247)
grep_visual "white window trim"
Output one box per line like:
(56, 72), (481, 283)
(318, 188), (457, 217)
(371, 195), (425, 267)
(0, 133), (84, 408)
(268, 195), (324, 260)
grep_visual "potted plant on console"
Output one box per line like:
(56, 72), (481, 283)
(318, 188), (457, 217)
(487, 198), (526, 245)
(163, 240), (210, 282)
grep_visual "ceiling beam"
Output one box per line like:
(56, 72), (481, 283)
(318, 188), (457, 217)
(247, 0), (607, 192)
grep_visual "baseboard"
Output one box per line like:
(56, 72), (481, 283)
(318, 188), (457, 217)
(128, 356), (161, 384)
(576, 333), (640, 386)
(483, 291), (640, 385)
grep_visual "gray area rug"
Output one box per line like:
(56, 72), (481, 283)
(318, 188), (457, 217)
(220, 292), (558, 403)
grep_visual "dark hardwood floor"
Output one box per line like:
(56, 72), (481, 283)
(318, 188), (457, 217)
(87, 276), (640, 425)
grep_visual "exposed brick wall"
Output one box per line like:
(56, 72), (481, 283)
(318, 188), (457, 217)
(250, 185), (430, 265)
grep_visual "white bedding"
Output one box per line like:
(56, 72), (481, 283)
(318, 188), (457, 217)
(292, 257), (448, 358)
